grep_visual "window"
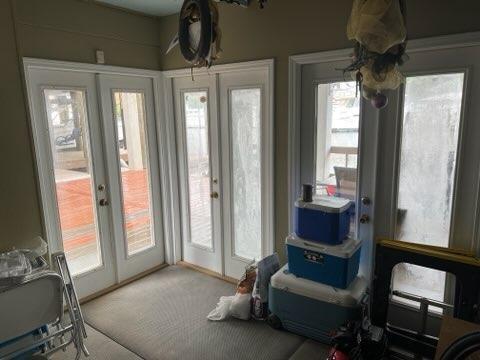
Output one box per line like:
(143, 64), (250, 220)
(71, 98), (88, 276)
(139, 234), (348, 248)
(315, 81), (360, 234)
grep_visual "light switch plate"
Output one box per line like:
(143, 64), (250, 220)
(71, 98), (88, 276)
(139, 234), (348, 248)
(96, 50), (105, 64)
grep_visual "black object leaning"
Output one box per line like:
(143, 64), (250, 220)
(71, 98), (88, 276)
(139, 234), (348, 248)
(439, 331), (480, 360)
(179, 0), (212, 65)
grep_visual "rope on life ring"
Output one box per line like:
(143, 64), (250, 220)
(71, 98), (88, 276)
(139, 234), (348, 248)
(179, 0), (220, 68)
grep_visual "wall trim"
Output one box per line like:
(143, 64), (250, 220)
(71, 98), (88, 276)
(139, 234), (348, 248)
(162, 59), (275, 78)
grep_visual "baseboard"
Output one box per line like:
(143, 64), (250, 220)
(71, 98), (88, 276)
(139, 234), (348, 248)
(80, 263), (169, 304)
(177, 261), (238, 284)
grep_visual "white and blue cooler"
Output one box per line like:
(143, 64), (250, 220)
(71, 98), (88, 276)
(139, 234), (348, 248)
(268, 265), (367, 343)
(286, 233), (361, 289)
(294, 196), (352, 244)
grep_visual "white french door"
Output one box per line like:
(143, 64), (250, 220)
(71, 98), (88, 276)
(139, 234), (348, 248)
(98, 74), (165, 282)
(374, 42), (480, 331)
(26, 65), (165, 298)
(171, 61), (273, 279)
(173, 75), (223, 274)
(295, 36), (480, 335)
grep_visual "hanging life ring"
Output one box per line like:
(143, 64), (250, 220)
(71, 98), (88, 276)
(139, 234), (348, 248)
(179, 0), (213, 66)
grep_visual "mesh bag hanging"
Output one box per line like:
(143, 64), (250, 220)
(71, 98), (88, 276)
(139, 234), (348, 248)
(347, 0), (407, 54)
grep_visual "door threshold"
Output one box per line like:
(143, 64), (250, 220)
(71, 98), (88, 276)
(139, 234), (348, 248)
(79, 263), (168, 304)
(177, 261), (238, 284)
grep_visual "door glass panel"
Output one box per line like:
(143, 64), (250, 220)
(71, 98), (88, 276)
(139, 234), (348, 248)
(113, 92), (155, 255)
(230, 88), (262, 260)
(393, 73), (465, 309)
(183, 91), (213, 249)
(315, 81), (359, 235)
(44, 89), (102, 275)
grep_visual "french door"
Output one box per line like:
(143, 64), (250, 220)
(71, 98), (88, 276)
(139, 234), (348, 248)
(375, 43), (480, 331)
(26, 66), (164, 298)
(297, 38), (480, 335)
(172, 63), (273, 279)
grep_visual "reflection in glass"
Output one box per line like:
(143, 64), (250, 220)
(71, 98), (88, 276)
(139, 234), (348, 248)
(231, 89), (262, 260)
(44, 89), (102, 275)
(184, 92), (213, 248)
(393, 73), (464, 310)
(113, 92), (155, 255)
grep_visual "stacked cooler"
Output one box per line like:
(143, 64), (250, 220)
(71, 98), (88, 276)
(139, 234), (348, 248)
(268, 192), (368, 344)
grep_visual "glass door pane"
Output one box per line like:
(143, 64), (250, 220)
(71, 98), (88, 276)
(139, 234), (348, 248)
(43, 88), (102, 275)
(113, 91), (155, 255)
(230, 88), (262, 260)
(183, 91), (213, 249)
(315, 81), (360, 236)
(393, 73), (465, 308)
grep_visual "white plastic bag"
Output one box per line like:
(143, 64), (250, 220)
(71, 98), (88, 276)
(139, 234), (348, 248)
(207, 296), (234, 321)
(229, 293), (251, 320)
(207, 293), (251, 321)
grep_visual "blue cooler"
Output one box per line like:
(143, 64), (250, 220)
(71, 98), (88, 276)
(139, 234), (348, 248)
(286, 234), (361, 289)
(269, 265), (367, 343)
(295, 196), (351, 244)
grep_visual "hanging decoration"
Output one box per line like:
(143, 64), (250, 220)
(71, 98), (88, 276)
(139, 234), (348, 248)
(167, 0), (268, 72)
(343, 0), (408, 109)
(167, 0), (222, 69)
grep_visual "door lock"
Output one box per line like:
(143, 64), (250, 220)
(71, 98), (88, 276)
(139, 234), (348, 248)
(359, 214), (370, 224)
(98, 184), (106, 191)
(99, 198), (109, 206)
(210, 191), (219, 199)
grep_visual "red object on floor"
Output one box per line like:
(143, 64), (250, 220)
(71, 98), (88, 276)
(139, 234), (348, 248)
(327, 348), (350, 360)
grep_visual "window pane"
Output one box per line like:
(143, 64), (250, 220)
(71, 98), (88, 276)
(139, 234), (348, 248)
(184, 92), (213, 248)
(44, 89), (102, 275)
(113, 92), (155, 255)
(231, 88), (262, 260)
(316, 82), (359, 235)
(393, 73), (464, 308)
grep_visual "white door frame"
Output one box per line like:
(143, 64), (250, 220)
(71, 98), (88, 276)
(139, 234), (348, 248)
(163, 59), (275, 271)
(288, 31), (480, 282)
(23, 58), (174, 290)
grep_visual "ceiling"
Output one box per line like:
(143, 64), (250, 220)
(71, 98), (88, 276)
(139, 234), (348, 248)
(96, 0), (183, 16)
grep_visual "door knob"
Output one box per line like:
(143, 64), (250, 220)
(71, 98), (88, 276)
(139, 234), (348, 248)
(99, 198), (109, 206)
(361, 197), (371, 206)
(359, 214), (370, 224)
(210, 191), (219, 199)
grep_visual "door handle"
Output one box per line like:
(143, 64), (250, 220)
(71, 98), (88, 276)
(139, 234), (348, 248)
(210, 191), (219, 199)
(99, 198), (109, 206)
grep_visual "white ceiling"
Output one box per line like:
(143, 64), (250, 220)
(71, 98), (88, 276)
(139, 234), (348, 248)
(96, 0), (183, 16)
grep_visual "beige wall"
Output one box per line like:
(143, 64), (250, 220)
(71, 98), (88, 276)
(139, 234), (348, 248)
(0, 0), (161, 251)
(2, 0), (480, 258)
(158, 0), (480, 260)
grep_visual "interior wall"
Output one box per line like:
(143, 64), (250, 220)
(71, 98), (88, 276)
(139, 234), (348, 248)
(158, 0), (480, 260)
(0, 0), (161, 251)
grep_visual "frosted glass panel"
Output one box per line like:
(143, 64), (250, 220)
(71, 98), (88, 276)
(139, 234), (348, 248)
(113, 92), (155, 255)
(184, 91), (213, 249)
(393, 73), (464, 309)
(43, 89), (102, 275)
(231, 88), (262, 260)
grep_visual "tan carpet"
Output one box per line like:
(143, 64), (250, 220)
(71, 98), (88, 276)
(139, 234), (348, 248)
(82, 266), (307, 360)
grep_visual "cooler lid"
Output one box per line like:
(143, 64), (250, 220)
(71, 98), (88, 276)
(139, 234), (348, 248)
(270, 265), (367, 307)
(295, 196), (351, 213)
(286, 233), (361, 258)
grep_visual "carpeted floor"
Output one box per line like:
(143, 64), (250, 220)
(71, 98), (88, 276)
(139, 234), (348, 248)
(57, 265), (329, 359)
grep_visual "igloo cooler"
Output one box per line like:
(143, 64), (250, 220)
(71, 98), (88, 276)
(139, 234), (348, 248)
(294, 196), (352, 244)
(268, 265), (367, 344)
(286, 233), (361, 289)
